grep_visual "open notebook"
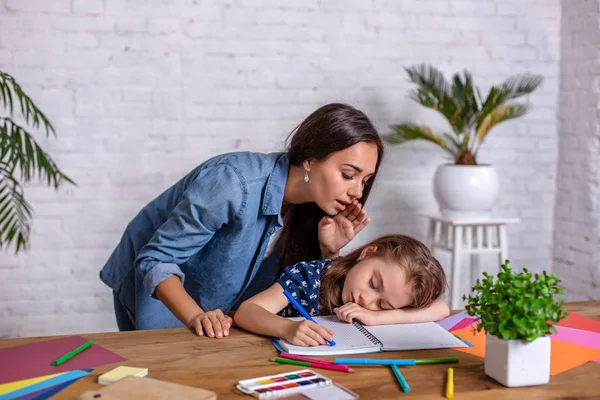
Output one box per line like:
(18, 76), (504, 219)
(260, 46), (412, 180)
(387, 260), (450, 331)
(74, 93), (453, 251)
(275, 316), (468, 356)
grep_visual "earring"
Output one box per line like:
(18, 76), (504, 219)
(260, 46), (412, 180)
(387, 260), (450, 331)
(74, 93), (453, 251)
(304, 171), (310, 182)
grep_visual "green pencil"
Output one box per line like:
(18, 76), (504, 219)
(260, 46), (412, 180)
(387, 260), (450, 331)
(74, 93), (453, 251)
(52, 341), (93, 366)
(414, 357), (459, 365)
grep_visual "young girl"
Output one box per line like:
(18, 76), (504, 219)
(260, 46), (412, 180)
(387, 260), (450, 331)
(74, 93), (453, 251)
(234, 234), (450, 346)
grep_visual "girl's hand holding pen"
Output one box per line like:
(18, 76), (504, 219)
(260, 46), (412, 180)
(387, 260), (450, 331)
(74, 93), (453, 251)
(283, 319), (334, 346)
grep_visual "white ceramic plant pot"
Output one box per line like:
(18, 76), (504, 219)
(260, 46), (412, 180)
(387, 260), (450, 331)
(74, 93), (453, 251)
(433, 164), (499, 217)
(485, 334), (551, 387)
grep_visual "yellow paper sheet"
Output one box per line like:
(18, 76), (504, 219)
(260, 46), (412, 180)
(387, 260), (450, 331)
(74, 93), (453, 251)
(0, 372), (66, 395)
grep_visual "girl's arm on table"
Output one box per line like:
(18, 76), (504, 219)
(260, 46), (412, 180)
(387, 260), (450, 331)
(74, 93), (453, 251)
(335, 298), (450, 326)
(234, 283), (292, 338)
(234, 283), (334, 346)
(376, 298), (450, 324)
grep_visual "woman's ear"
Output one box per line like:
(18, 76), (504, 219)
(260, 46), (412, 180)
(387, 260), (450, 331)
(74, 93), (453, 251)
(358, 245), (378, 261)
(302, 159), (313, 172)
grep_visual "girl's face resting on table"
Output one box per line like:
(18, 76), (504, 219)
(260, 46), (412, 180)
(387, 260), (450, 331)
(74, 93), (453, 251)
(303, 142), (378, 216)
(341, 255), (413, 312)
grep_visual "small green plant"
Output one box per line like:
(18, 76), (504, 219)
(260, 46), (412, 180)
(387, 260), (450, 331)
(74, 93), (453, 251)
(463, 260), (568, 342)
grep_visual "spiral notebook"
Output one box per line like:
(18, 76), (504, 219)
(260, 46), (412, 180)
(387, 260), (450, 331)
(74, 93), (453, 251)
(275, 316), (468, 356)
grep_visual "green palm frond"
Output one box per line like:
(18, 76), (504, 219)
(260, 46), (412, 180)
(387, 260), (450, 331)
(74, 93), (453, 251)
(451, 70), (481, 130)
(476, 74), (542, 128)
(404, 65), (463, 133)
(0, 72), (56, 137)
(0, 162), (32, 253)
(0, 117), (73, 187)
(387, 64), (543, 165)
(383, 123), (456, 156)
(474, 103), (529, 154)
(0, 69), (75, 254)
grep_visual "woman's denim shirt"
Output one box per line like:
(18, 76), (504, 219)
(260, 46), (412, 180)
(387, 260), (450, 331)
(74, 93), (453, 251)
(100, 151), (289, 314)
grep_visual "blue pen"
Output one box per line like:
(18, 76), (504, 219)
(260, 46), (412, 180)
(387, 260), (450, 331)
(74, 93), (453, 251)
(282, 289), (336, 346)
(333, 358), (417, 366)
(391, 364), (411, 393)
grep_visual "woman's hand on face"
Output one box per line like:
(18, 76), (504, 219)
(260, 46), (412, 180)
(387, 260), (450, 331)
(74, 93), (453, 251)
(188, 309), (232, 338)
(334, 302), (379, 326)
(318, 200), (371, 256)
(283, 320), (334, 346)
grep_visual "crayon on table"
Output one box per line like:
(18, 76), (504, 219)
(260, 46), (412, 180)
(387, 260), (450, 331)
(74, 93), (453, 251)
(282, 289), (336, 346)
(414, 357), (459, 365)
(391, 364), (411, 393)
(333, 358), (416, 366)
(279, 353), (337, 365)
(271, 357), (354, 373)
(446, 367), (454, 399)
(52, 341), (93, 366)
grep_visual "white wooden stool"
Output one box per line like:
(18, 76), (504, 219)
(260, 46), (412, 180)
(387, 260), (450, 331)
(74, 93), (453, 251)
(419, 212), (520, 309)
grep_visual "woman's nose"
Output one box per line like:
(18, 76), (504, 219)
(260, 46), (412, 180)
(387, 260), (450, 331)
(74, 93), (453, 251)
(348, 182), (363, 200)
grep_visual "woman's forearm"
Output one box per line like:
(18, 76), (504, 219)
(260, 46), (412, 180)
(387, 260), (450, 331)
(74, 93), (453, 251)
(155, 275), (204, 326)
(234, 302), (294, 338)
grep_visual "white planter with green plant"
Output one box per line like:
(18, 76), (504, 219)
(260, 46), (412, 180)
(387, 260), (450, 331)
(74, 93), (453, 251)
(464, 261), (568, 387)
(383, 65), (543, 217)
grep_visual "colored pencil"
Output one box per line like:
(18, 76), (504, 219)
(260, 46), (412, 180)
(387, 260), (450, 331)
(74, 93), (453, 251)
(52, 341), (93, 366)
(446, 368), (454, 399)
(391, 365), (411, 393)
(334, 358), (416, 366)
(282, 290), (336, 346)
(271, 357), (355, 373)
(414, 357), (459, 365)
(333, 357), (458, 366)
(279, 352), (337, 365)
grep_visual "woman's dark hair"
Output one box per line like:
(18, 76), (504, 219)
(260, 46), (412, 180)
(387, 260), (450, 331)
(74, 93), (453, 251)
(276, 103), (384, 272)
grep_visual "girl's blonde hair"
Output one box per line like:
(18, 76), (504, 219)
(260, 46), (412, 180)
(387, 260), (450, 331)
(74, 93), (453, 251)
(319, 234), (447, 314)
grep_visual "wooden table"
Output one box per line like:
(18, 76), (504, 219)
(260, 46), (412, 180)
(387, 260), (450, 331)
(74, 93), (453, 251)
(2, 301), (599, 399)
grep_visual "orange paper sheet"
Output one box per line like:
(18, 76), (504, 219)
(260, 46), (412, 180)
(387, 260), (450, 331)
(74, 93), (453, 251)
(452, 327), (600, 375)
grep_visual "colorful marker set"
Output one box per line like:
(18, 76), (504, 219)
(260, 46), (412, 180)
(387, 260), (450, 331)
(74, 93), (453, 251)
(236, 369), (331, 398)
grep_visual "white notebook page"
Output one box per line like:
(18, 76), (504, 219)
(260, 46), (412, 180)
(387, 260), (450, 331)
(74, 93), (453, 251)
(364, 321), (467, 351)
(278, 316), (381, 356)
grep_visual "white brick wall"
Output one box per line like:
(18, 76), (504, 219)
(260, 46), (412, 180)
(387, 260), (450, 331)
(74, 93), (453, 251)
(0, 0), (562, 337)
(553, 0), (600, 301)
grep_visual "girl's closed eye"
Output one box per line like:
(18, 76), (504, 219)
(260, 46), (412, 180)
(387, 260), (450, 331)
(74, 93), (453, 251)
(369, 276), (377, 290)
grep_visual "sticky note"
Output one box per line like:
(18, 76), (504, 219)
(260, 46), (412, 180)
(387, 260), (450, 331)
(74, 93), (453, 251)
(98, 366), (148, 385)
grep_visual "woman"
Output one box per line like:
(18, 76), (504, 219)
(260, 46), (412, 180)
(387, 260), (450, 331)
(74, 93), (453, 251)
(100, 103), (384, 338)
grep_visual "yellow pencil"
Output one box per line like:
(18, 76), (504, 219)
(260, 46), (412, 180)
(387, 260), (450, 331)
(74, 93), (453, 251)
(446, 367), (454, 399)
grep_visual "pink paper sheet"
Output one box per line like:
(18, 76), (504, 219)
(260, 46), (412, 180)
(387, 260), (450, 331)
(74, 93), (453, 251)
(450, 317), (477, 331)
(436, 311), (469, 331)
(0, 335), (126, 384)
(552, 325), (600, 362)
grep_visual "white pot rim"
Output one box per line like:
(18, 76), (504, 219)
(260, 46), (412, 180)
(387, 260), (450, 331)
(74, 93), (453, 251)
(439, 163), (495, 167)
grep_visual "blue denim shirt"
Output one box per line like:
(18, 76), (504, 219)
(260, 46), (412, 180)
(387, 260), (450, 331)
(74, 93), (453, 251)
(100, 151), (288, 315)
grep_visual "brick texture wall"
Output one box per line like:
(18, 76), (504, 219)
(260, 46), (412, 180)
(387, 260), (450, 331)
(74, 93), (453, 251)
(554, 0), (600, 300)
(0, 0), (562, 337)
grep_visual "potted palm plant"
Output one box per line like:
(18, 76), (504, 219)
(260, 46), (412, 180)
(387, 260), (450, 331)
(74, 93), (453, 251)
(383, 64), (543, 216)
(463, 261), (568, 387)
(0, 70), (74, 253)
